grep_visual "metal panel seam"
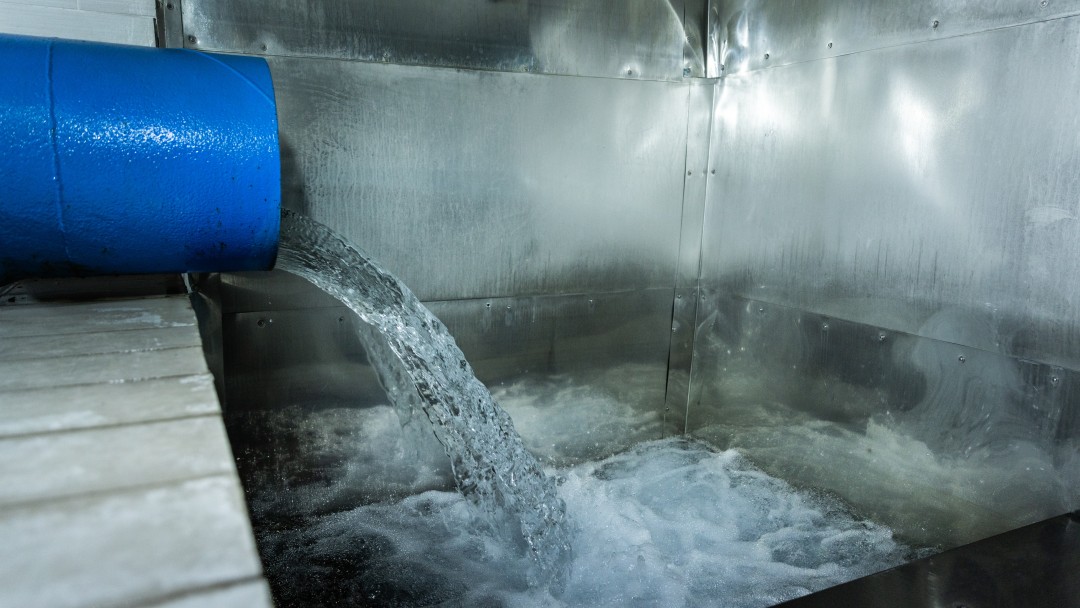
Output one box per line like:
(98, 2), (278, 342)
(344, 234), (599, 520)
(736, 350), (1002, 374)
(727, 11), (1080, 76)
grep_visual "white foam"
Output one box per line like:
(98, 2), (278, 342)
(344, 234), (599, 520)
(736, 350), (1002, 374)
(259, 438), (916, 607)
(491, 365), (667, 466)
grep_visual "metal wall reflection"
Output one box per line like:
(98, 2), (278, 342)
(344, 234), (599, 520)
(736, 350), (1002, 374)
(182, 0), (707, 80)
(688, 292), (1079, 549)
(271, 56), (689, 302)
(710, 0), (1080, 76)
(221, 271), (677, 463)
(702, 16), (1080, 370)
(184, 0), (1080, 553)
(186, 0), (700, 460)
(690, 10), (1080, 551)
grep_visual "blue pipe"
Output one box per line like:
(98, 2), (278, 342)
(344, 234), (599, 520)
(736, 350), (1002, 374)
(0, 34), (280, 284)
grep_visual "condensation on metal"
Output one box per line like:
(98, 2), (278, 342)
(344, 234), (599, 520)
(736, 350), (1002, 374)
(712, 0), (1080, 76)
(687, 291), (1078, 550)
(181, 0), (705, 81)
(270, 56), (689, 302)
(703, 16), (1080, 371)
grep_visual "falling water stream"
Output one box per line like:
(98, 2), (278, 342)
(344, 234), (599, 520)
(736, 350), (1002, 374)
(277, 210), (573, 587)
(258, 210), (922, 606)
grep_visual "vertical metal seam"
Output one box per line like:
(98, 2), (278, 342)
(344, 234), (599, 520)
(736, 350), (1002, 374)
(683, 82), (716, 433)
(662, 82), (697, 436)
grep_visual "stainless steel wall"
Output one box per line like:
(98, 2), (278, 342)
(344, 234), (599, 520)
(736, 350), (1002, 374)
(183, 0), (1080, 548)
(690, 2), (1080, 549)
(183, 0), (707, 80)
(271, 57), (689, 301)
(181, 0), (701, 461)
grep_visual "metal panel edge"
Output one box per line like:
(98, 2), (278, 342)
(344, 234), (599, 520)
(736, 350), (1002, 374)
(182, 0), (704, 82)
(664, 80), (715, 432)
(687, 290), (1080, 550)
(716, 0), (1080, 75)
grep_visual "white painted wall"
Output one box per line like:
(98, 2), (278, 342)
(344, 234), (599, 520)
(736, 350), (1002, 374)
(0, 0), (156, 46)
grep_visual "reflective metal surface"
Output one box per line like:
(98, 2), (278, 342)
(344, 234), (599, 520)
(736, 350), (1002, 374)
(220, 271), (677, 462)
(778, 511), (1080, 608)
(271, 56), (689, 301)
(182, 0), (705, 80)
(154, 0), (184, 49)
(665, 81), (714, 426)
(688, 291), (1080, 549)
(713, 0), (1080, 76)
(704, 16), (1080, 370)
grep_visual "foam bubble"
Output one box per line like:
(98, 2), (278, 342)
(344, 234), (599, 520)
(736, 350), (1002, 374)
(257, 438), (918, 607)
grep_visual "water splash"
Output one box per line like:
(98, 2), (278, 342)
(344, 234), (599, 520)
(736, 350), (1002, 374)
(276, 210), (571, 587)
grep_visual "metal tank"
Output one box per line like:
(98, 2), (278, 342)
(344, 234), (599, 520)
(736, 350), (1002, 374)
(54, 0), (1076, 605)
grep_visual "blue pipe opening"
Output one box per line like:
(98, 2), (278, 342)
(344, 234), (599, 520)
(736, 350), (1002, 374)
(0, 34), (281, 285)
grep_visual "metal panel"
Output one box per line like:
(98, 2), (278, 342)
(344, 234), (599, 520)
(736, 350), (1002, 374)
(664, 80), (715, 428)
(703, 16), (1080, 370)
(271, 57), (689, 301)
(687, 291), (1080, 550)
(222, 283), (674, 402)
(155, 0), (184, 48)
(712, 0), (1080, 76)
(181, 0), (703, 80)
(221, 284), (676, 461)
(528, 0), (703, 80)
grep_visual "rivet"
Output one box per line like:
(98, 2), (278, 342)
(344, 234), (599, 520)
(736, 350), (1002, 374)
(187, 34), (197, 44)
(932, 20), (940, 29)
(676, 294), (682, 300)
(257, 318), (270, 328)
(710, 169), (716, 174)
(827, 42), (833, 49)
(821, 322), (829, 331)
(687, 170), (693, 176)
(958, 355), (966, 363)
(260, 43), (268, 51)
(1041, 0), (1048, 6)
(627, 69), (633, 75)
(878, 332), (887, 342)
(763, 53), (770, 60)
(1051, 376), (1060, 386)
(166, 2), (173, 8)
